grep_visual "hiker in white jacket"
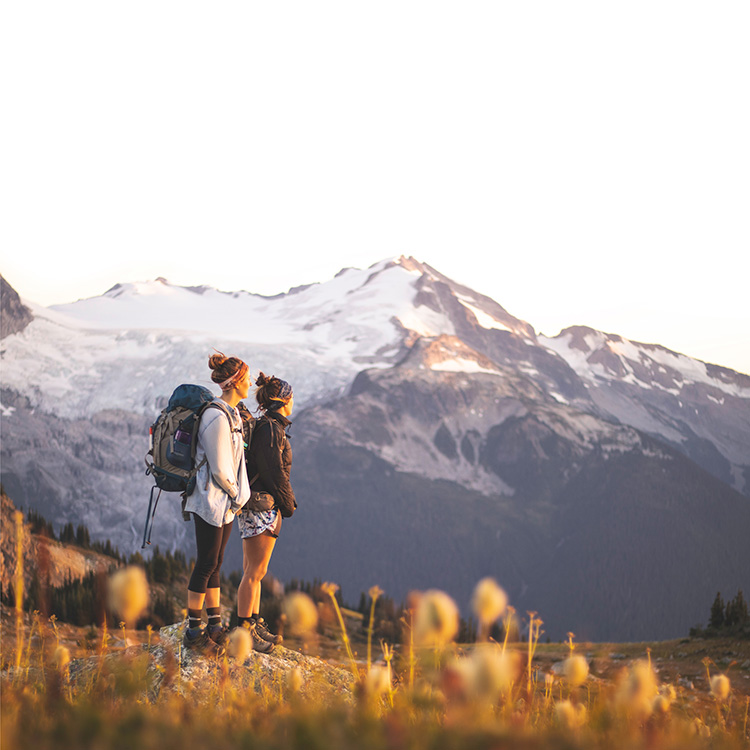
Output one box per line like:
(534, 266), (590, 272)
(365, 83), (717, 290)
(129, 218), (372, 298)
(186, 401), (251, 525)
(183, 352), (251, 655)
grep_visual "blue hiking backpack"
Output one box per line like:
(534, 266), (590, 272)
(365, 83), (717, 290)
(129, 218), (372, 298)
(142, 384), (217, 547)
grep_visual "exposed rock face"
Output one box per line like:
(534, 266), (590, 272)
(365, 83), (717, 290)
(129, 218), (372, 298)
(0, 397), (160, 553)
(541, 326), (750, 492)
(0, 275), (33, 338)
(1, 491), (114, 595)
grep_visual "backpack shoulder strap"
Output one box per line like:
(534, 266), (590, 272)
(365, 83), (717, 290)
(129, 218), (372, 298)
(202, 399), (242, 433)
(257, 414), (287, 451)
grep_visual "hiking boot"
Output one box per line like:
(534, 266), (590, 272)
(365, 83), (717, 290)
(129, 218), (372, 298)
(208, 625), (229, 649)
(254, 617), (283, 645)
(183, 626), (225, 657)
(242, 621), (275, 654)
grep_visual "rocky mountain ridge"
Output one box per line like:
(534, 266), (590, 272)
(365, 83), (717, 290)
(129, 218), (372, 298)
(276, 339), (750, 641)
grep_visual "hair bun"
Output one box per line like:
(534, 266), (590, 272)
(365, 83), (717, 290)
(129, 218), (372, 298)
(255, 371), (271, 387)
(208, 352), (227, 371)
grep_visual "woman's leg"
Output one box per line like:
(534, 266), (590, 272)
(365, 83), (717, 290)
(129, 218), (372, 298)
(187, 515), (228, 630)
(204, 521), (233, 632)
(238, 532), (276, 619)
(203, 521), (233, 602)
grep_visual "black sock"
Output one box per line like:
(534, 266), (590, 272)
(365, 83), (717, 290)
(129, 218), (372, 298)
(188, 608), (202, 632)
(207, 607), (222, 631)
(237, 616), (253, 627)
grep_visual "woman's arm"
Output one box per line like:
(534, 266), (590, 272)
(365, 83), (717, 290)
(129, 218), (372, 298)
(199, 408), (239, 499)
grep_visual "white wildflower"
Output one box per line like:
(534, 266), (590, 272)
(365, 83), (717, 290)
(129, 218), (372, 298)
(476, 645), (518, 697)
(555, 700), (587, 730)
(282, 591), (319, 635)
(471, 578), (508, 626)
(413, 590), (459, 648)
(53, 645), (71, 670)
(286, 667), (304, 693)
(563, 655), (589, 688)
(228, 626), (252, 663)
(615, 660), (658, 720)
(364, 664), (392, 697)
(107, 566), (149, 627)
(652, 695), (671, 714)
(710, 674), (730, 701)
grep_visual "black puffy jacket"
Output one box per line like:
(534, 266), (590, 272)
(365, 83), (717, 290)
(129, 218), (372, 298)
(245, 411), (296, 518)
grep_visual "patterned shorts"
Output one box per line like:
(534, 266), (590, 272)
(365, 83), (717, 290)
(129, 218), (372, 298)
(237, 507), (279, 540)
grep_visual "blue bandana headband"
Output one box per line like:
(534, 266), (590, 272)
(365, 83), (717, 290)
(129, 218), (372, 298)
(270, 379), (293, 402)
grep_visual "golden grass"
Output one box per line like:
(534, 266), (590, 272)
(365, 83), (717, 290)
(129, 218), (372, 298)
(2, 601), (749, 750)
(2, 519), (749, 749)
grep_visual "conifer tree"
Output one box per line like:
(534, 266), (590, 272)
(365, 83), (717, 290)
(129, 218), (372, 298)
(60, 522), (76, 544)
(709, 591), (725, 629)
(725, 590), (749, 628)
(75, 524), (90, 548)
(129, 551), (145, 566)
(150, 547), (170, 583)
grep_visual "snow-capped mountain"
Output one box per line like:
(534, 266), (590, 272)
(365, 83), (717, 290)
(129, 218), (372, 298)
(1, 258), (525, 418)
(4, 257), (747, 492)
(2, 258), (749, 640)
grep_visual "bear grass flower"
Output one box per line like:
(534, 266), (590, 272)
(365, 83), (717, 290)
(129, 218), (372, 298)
(451, 645), (519, 701)
(615, 659), (658, 720)
(651, 683), (676, 714)
(562, 655), (589, 688)
(282, 591), (319, 635)
(710, 674), (730, 701)
(471, 578), (508, 629)
(413, 590), (459, 648)
(228, 626), (252, 663)
(363, 664), (392, 698)
(52, 645), (70, 670)
(555, 699), (587, 730)
(286, 667), (304, 694)
(651, 694), (671, 714)
(107, 566), (149, 628)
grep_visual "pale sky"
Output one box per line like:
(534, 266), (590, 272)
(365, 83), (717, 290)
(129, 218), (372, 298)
(2, 2), (749, 375)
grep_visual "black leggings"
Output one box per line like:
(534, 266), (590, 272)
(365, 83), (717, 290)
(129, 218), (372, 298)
(188, 514), (233, 594)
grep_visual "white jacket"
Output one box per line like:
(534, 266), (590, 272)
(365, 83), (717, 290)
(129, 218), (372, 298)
(183, 400), (251, 527)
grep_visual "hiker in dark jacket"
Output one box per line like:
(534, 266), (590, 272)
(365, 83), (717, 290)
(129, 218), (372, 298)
(235, 372), (297, 652)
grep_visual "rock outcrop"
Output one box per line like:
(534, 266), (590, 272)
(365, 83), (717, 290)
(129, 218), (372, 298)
(65, 621), (355, 703)
(1, 275), (33, 339)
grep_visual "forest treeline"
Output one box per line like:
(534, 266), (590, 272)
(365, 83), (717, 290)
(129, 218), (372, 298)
(11, 507), (744, 642)
(690, 590), (750, 638)
(4, 508), (475, 641)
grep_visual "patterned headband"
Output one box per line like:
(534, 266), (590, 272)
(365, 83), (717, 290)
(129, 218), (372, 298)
(219, 362), (248, 391)
(269, 379), (293, 402)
